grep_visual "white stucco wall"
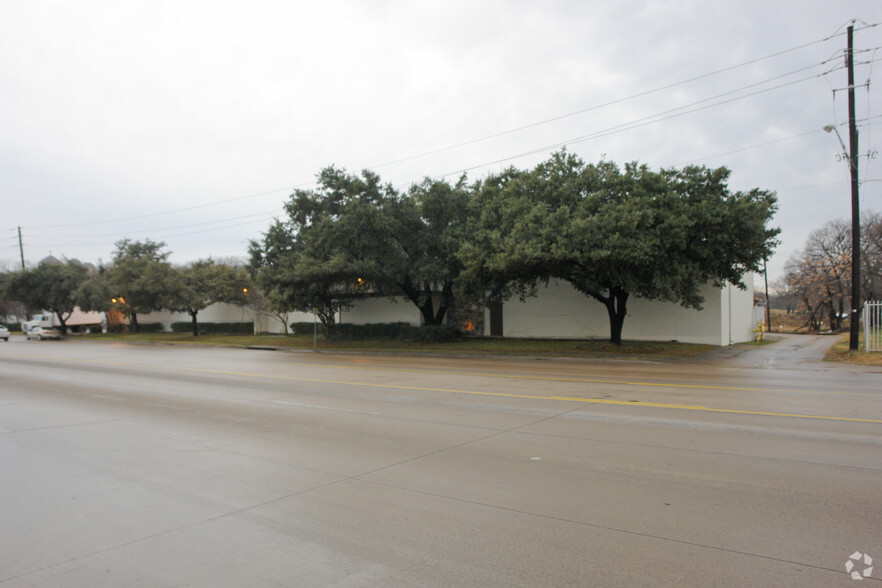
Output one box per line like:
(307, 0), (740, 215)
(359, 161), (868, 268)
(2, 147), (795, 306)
(255, 297), (421, 333)
(256, 310), (316, 334)
(137, 278), (756, 345)
(140, 303), (254, 331)
(339, 296), (421, 326)
(488, 278), (755, 346)
(724, 278), (758, 344)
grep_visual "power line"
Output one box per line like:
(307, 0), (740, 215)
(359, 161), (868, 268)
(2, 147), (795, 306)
(10, 23), (880, 262)
(16, 28), (862, 235)
(23, 209), (283, 241)
(366, 30), (847, 172)
(25, 186), (295, 230)
(426, 71), (839, 183)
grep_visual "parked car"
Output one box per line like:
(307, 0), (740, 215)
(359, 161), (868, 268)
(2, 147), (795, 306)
(0, 324), (9, 341)
(26, 325), (61, 340)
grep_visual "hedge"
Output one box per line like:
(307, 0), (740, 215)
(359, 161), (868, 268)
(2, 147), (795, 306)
(171, 321), (253, 334)
(289, 321), (460, 342)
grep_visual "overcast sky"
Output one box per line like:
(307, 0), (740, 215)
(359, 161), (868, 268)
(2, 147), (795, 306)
(2, 1), (880, 285)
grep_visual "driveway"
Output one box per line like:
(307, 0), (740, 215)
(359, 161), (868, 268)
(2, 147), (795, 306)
(691, 333), (860, 370)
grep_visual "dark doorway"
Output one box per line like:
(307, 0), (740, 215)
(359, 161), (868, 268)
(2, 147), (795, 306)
(489, 303), (503, 337)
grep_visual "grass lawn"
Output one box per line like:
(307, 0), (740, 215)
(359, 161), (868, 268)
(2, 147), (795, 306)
(77, 331), (715, 360)
(825, 333), (882, 366)
(824, 332), (882, 365)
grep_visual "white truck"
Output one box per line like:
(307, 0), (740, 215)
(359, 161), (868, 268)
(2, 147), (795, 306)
(21, 309), (105, 334)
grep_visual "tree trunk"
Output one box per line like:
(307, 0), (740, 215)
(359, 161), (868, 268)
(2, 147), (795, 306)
(602, 287), (629, 346)
(55, 311), (68, 335)
(130, 312), (140, 332)
(418, 301), (439, 325)
(316, 309), (335, 338)
(433, 282), (454, 325)
(402, 280), (453, 327)
(190, 310), (199, 337)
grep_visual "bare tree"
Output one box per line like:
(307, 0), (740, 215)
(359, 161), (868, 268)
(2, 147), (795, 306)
(781, 213), (882, 331)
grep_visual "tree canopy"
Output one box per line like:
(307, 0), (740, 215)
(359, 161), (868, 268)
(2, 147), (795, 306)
(2, 259), (89, 334)
(249, 166), (470, 332)
(168, 259), (251, 336)
(462, 151), (780, 344)
(103, 239), (177, 331)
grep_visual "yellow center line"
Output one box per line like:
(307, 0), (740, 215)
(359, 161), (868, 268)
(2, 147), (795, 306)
(6, 353), (882, 424)
(293, 360), (875, 398)
(192, 368), (882, 424)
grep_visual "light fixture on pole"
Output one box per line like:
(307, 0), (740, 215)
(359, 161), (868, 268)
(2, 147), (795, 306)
(823, 124), (848, 158)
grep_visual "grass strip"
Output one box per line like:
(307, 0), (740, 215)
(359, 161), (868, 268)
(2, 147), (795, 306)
(77, 331), (714, 360)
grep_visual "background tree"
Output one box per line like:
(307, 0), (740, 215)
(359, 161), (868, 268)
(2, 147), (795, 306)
(0, 270), (27, 324)
(463, 151), (780, 344)
(249, 216), (368, 336)
(104, 239), (176, 331)
(169, 259), (250, 336)
(861, 212), (882, 301)
(73, 270), (123, 330)
(385, 176), (471, 325)
(803, 219), (851, 331)
(2, 259), (89, 334)
(778, 212), (881, 331)
(242, 283), (295, 335)
(252, 166), (473, 331)
(779, 255), (824, 330)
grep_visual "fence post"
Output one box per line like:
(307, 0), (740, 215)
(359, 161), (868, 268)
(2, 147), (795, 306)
(865, 301), (881, 352)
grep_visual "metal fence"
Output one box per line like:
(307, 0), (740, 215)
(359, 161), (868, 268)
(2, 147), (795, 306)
(865, 301), (882, 352)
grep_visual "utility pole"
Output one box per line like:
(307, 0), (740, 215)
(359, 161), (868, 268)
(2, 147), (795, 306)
(18, 226), (25, 270)
(847, 25), (861, 351)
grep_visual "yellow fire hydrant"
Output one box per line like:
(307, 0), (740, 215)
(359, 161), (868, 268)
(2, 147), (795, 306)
(753, 320), (765, 342)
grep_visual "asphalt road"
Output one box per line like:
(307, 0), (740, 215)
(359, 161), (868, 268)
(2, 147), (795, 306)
(0, 335), (880, 587)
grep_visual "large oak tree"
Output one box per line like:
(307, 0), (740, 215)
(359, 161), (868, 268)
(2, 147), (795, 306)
(462, 151), (780, 344)
(249, 166), (470, 332)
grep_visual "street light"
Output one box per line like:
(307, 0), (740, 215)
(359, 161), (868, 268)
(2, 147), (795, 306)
(823, 125), (850, 163)
(824, 123), (861, 350)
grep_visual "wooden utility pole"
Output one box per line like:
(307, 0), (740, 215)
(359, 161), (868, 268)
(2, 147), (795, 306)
(847, 25), (861, 351)
(18, 226), (25, 270)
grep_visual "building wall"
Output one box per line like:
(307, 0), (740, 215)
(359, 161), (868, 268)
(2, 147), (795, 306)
(257, 310), (316, 334)
(339, 296), (421, 326)
(256, 297), (421, 333)
(140, 302), (253, 331)
(485, 278), (755, 346)
(138, 278), (756, 345)
(727, 279), (759, 343)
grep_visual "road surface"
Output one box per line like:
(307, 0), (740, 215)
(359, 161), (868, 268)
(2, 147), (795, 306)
(0, 335), (880, 586)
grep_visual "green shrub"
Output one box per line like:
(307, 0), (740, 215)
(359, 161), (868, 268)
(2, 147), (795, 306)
(400, 324), (461, 343)
(290, 322), (411, 339)
(289, 321), (461, 342)
(289, 322), (316, 335)
(171, 321), (253, 334)
(137, 323), (166, 333)
(333, 322), (411, 339)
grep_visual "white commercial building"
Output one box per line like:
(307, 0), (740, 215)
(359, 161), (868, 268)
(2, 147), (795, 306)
(485, 279), (757, 346)
(141, 278), (759, 346)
